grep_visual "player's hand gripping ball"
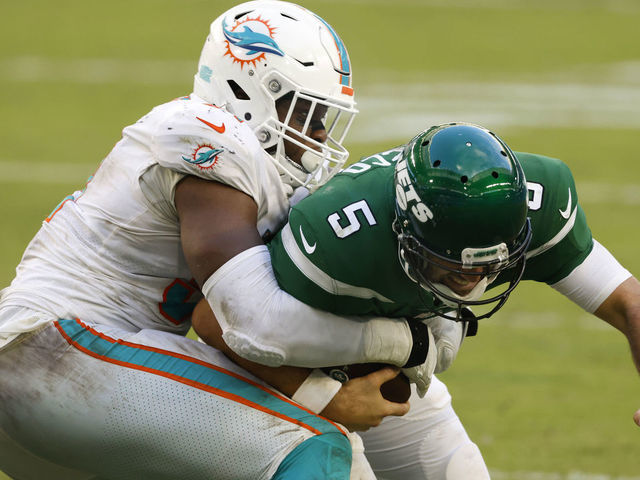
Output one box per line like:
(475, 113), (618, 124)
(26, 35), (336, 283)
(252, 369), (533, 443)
(323, 363), (411, 403)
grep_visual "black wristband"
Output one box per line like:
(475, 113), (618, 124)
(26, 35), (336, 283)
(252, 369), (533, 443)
(402, 321), (430, 368)
(461, 307), (479, 337)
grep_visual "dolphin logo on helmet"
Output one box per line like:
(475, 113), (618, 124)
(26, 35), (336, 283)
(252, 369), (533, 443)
(222, 18), (284, 58)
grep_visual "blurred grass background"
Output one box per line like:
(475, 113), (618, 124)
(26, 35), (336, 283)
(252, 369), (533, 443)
(1, 1), (639, 478)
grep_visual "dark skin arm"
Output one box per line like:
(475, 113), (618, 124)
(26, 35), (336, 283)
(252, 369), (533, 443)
(192, 299), (410, 431)
(592, 276), (640, 426)
(175, 176), (263, 286)
(174, 92), (333, 283)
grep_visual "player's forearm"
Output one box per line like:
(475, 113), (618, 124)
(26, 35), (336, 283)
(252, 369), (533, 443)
(192, 299), (310, 395)
(224, 345), (311, 397)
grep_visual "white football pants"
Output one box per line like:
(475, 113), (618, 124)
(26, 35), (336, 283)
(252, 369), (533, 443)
(0, 318), (353, 480)
(361, 377), (490, 480)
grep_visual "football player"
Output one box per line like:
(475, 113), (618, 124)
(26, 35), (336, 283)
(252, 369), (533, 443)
(0, 2), (418, 479)
(193, 123), (640, 479)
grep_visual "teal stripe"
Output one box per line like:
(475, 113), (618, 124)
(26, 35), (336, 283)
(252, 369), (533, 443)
(56, 319), (343, 436)
(272, 434), (351, 480)
(314, 14), (351, 86)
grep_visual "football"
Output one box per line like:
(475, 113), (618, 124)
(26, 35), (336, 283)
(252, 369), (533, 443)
(322, 363), (411, 403)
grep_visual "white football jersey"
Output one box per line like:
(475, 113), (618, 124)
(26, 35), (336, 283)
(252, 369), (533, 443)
(0, 95), (290, 344)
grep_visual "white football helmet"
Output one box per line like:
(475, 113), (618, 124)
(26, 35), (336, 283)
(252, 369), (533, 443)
(193, 0), (358, 191)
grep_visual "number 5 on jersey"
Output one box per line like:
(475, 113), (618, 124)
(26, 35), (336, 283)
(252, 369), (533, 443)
(327, 200), (377, 238)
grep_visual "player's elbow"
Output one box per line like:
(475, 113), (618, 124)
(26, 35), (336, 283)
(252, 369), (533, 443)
(217, 298), (289, 367)
(208, 282), (290, 367)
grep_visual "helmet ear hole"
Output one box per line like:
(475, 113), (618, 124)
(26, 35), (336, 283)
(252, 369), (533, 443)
(461, 175), (468, 183)
(227, 80), (250, 100)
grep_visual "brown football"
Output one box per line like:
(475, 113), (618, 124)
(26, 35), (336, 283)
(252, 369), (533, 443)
(322, 363), (411, 403)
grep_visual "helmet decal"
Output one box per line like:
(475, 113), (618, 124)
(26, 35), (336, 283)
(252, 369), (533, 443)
(395, 158), (434, 223)
(313, 13), (352, 93)
(182, 144), (224, 171)
(222, 16), (284, 69)
(199, 65), (213, 83)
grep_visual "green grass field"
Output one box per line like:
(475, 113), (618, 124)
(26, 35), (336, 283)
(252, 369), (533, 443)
(1, 1), (639, 478)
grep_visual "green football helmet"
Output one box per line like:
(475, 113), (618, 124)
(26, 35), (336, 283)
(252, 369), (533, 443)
(393, 123), (532, 320)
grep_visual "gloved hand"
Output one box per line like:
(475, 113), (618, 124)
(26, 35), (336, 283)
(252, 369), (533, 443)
(401, 326), (436, 398)
(422, 314), (467, 374)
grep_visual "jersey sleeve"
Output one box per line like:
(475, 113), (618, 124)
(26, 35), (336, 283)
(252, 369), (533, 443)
(148, 99), (269, 203)
(550, 239), (631, 313)
(518, 152), (594, 284)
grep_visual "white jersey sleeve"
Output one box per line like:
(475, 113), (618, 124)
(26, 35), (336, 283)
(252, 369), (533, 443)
(550, 239), (632, 313)
(148, 101), (263, 196)
(127, 96), (290, 238)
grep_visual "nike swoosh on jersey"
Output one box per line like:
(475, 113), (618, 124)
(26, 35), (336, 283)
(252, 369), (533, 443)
(299, 225), (316, 254)
(559, 188), (572, 219)
(197, 116), (225, 134)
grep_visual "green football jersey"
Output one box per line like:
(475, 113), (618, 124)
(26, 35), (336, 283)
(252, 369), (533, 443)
(268, 147), (593, 318)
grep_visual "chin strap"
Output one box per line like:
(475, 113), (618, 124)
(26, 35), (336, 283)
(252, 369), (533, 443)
(429, 278), (489, 312)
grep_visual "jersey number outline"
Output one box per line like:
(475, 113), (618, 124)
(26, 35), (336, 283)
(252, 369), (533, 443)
(159, 278), (200, 325)
(527, 181), (544, 211)
(327, 200), (377, 238)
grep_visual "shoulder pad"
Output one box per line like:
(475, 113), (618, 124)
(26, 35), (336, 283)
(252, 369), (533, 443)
(149, 98), (265, 184)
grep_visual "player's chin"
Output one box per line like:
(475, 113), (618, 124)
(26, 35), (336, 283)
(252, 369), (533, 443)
(444, 279), (479, 297)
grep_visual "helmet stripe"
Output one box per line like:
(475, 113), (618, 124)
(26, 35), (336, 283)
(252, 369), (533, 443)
(314, 14), (351, 87)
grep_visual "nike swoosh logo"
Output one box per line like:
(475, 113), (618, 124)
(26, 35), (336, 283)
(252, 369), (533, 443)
(197, 116), (225, 134)
(559, 188), (572, 219)
(299, 225), (316, 254)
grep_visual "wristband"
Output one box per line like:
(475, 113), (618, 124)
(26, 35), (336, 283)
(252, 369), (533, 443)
(291, 369), (343, 413)
(461, 307), (479, 337)
(402, 321), (429, 368)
